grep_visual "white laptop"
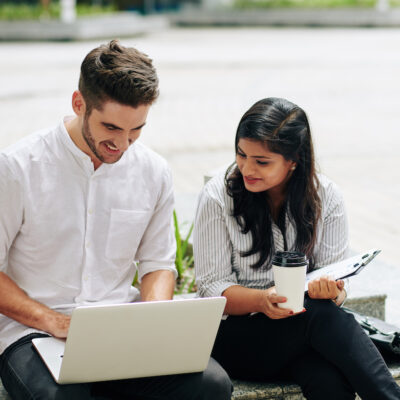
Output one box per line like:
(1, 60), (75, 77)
(32, 297), (226, 384)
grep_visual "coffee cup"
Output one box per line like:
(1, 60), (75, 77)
(272, 251), (308, 313)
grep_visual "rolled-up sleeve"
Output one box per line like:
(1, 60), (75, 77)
(0, 154), (23, 272)
(194, 186), (238, 298)
(136, 166), (177, 281)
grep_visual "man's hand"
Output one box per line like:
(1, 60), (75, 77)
(308, 276), (344, 302)
(258, 287), (304, 319)
(0, 271), (71, 338)
(44, 311), (71, 338)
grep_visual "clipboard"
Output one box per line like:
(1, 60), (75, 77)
(304, 249), (381, 292)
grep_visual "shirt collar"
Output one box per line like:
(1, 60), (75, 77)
(57, 116), (133, 176)
(58, 116), (93, 164)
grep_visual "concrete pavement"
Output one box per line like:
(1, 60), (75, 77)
(0, 27), (399, 324)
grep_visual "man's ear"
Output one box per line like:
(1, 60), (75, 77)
(71, 91), (86, 116)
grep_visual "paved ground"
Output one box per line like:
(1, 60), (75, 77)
(0, 27), (399, 323)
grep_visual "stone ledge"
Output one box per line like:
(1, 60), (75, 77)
(0, 383), (10, 400)
(1, 361), (398, 400)
(170, 7), (400, 28)
(346, 293), (387, 321)
(232, 362), (400, 400)
(0, 13), (168, 41)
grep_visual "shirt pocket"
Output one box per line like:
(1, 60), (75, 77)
(105, 209), (151, 261)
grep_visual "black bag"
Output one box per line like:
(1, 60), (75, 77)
(343, 307), (400, 359)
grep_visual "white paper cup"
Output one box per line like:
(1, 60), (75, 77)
(272, 252), (308, 313)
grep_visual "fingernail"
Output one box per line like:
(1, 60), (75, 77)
(289, 311), (294, 315)
(302, 308), (306, 313)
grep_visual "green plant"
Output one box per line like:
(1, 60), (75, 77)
(173, 210), (195, 294)
(131, 210), (196, 294)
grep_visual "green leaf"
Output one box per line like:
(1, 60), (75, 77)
(173, 209), (196, 293)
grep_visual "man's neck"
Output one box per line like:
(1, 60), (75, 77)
(64, 117), (102, 170)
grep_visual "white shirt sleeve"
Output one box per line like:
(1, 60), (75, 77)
(313, 179), (349, 269)
(0, 154), (23, 272)
(193, 186), (239, 298)
(135, 166), (177, 281)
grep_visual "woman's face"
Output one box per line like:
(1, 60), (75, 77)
(236, 138), (296, 195)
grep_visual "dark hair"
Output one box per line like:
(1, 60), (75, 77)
(225, 97), (321, 270)
(79, 39), (159, 113)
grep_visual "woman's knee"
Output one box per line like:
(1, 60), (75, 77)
(303, 297), (354, 328)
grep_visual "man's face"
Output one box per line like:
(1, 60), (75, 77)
(81, 101), (150, 167)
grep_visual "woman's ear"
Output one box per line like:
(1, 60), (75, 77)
(71, 91), (86, 116)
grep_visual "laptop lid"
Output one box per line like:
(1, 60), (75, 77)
(33, 297), (226, 384)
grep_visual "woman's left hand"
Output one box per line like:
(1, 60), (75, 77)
(308, 276), (344, 301)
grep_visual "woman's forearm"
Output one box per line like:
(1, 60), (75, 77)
(223, 285), (293, 319)
(223, 285), (265, 315)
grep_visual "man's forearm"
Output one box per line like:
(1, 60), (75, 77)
(0, 271), (70, 337)
(140, 270), (175, 301)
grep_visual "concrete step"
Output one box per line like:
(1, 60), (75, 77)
(170, 7), (400, 28)
(0, 13), (168, 41)
(346, 294), (387, 321)
(232, 363), (400, 400)
(1, 364), (399, 400)
(0, 383), (9, 400)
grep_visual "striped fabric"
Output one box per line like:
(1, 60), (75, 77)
(193, 172), (349, 298)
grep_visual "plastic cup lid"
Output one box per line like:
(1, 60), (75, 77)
(272, 251), (308, 267)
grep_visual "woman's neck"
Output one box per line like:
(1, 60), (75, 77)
(268, 190), (287, 224)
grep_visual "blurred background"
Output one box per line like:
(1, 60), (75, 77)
(0, 0), (399, 321)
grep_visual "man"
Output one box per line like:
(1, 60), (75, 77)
(0, 40), (232, 400)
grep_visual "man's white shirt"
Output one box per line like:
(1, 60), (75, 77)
(0, 117), (177, 354)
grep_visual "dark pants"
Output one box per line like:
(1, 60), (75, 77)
(212, 297), (400, 400)
(0, 334), (232, 400)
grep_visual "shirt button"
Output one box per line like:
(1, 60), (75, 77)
(86, 242), (90, 248)
(88, 209), (93, 215)
(83, 275), (89, 281)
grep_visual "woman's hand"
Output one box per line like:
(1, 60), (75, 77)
(258, 287), (304, 319)
(308, 276), (345, 304)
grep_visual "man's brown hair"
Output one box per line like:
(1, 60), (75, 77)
(79, 39), (159, 113)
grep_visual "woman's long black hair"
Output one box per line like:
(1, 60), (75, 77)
(225, 97), (321, 270)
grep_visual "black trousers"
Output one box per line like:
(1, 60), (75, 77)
(212, 297), (400, 400)
(0, 333), (232, 400)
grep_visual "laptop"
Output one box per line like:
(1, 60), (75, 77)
(32, 297), (226, 384)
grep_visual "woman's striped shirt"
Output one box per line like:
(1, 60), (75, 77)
(193, 173), (349, 298)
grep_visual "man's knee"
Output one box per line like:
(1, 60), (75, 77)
(198, 358), (232, 400)
(34, 384), (94, 400)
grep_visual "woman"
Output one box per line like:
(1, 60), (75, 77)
(193, 97), (400, 399)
